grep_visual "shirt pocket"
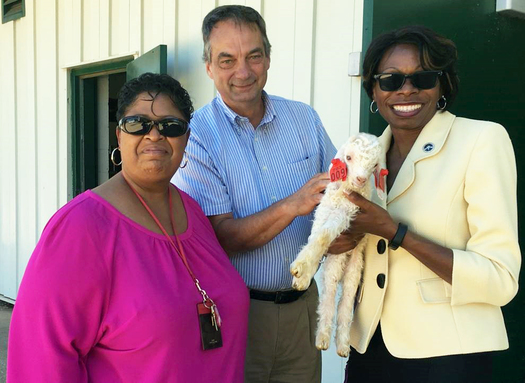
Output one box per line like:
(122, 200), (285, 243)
(284, 156), (319, 192)
(416, 277), (452, 304)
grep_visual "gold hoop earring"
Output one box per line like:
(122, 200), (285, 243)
(370, 100), (378, 114)
(111, 147), (122, 166)
(179, 152), (188, 169)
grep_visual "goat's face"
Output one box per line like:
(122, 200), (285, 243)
(336, 133), (382, 189)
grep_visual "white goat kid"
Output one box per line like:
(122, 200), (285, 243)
(290, 133), (383, 357)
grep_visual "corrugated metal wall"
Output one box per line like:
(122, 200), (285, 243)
(0, 1), (363, 379)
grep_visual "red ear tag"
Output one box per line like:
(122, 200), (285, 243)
(373, 168), (389, 193)
(330, 159), (347, 182)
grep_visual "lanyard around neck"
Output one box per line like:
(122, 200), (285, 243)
(123, 177), (216, 307)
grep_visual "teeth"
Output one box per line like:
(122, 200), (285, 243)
(393, 104), (422, 112)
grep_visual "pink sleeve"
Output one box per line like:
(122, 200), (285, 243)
(7, 204), (111, 382)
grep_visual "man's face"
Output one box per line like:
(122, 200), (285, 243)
(205, 20), (270, 116)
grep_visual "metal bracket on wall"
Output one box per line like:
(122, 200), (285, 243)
(496, 0), (525, 18)
(348, 52), (362, 77)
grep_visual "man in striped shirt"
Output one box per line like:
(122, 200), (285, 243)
(174, 5), (353, 382)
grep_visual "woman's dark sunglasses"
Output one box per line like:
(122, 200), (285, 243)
(118, 116), (189, 137)
(373, 70), (443, 92)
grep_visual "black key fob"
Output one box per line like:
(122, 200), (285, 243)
(197, 303), (223, 350)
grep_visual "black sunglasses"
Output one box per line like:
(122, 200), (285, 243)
(373, 70), (443, 92)
(118, 116), (189, 137)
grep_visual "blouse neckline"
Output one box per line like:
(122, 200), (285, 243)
(85, 186), (194, 242)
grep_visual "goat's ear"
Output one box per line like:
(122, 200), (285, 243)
(379, 145), (387, 171)
(333, 136), (353, 160)
(374, 155), (388, 201)
(333, 146), (345, 161)
(379, 158), (387, 173)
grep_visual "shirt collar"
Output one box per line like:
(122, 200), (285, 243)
(216, 91), (276, 131)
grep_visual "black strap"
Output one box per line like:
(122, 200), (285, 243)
(388, 223), (408, 250)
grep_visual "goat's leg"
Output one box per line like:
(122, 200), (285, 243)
(315, 252), (349, 351)
(335, 236), (367, 357)
(291, 213), (349, 291)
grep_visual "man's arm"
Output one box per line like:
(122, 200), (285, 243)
(209, 173), (330, 255)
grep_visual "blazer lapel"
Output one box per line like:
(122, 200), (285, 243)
(387, 111), (456, 204)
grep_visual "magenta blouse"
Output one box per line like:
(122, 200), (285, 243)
(7, 188), (249, 382)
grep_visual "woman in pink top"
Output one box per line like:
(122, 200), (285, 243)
(7, 73), (249, 382)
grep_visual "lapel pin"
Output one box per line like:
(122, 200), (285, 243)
(423, 143), (434, 153)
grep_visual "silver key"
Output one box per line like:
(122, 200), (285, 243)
(210, 305), (218, 331)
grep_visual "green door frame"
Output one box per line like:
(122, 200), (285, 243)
(70, 45), (168, 197)
(359, 0), (374, 134)
(70, 58), (133, 196)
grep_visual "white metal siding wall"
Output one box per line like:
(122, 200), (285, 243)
(0, 0), (363, 380)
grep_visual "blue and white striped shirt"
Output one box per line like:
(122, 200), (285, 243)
(173, 92), (336, 291)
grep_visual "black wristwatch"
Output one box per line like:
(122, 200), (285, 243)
(388, 223), (408, 250)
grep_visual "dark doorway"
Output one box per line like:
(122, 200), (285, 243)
(363, 1), (525, 381)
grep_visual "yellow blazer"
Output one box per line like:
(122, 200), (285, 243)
(350, 111), (521, 358)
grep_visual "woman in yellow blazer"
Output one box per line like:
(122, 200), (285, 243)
(342, 26), (521, 382)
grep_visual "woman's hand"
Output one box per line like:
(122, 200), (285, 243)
(326, 230), (365, 254)
(325, 192), (397, 255)
(346, 191), (454, 283)
(345, 191), (398, 240)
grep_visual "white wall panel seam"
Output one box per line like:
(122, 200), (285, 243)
(1, 22), (19, 298)
(309, 0), (317, 106)
(55, 0), (61, 210)
(80, 0), (84, 62)
(292, 0), (297, 99)
(108, 0), (113, 55)
(13, 14), (20, 295)
(57, 0), (70, 204)
(246, 0), (261, 12)
(141, 0), (144, 54)
(100, 0), (110, 59)
(174, 0), (180, 75)
(32, 0), (39, 246)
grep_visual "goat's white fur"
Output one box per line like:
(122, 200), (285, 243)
(290, 133), (383, 357)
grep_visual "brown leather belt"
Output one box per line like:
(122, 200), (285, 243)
(249, 288), (307, 304)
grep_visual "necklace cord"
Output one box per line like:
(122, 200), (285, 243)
(123, 177), (214, 306)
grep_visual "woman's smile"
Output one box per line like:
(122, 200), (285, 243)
(391, 103), (423, 117)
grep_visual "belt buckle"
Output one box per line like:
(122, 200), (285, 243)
(274, 291), (284, 304)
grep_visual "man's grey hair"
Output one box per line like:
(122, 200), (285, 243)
(202, 5), (272, 63)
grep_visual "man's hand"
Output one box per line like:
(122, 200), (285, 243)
(208, 173), (330, 254)
(285, 173), (330, 216)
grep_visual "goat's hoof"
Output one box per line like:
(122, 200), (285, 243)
(290, 260), (304, 278)
(292, 277), (310, 291)
(315, 335), (330, 350)
(337, 345), (351, 358)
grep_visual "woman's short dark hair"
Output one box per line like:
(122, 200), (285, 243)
(116, 73), (194, 122)
(362, 25), (459, 109)
(201, 5), (271, 63)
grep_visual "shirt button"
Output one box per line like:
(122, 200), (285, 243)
(377, 239), (386, 254)
(262, 166), (268, 171)
(271, 196), (277, 202)
(254, 137), (259, 142)
(377, 273), (386, 289)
